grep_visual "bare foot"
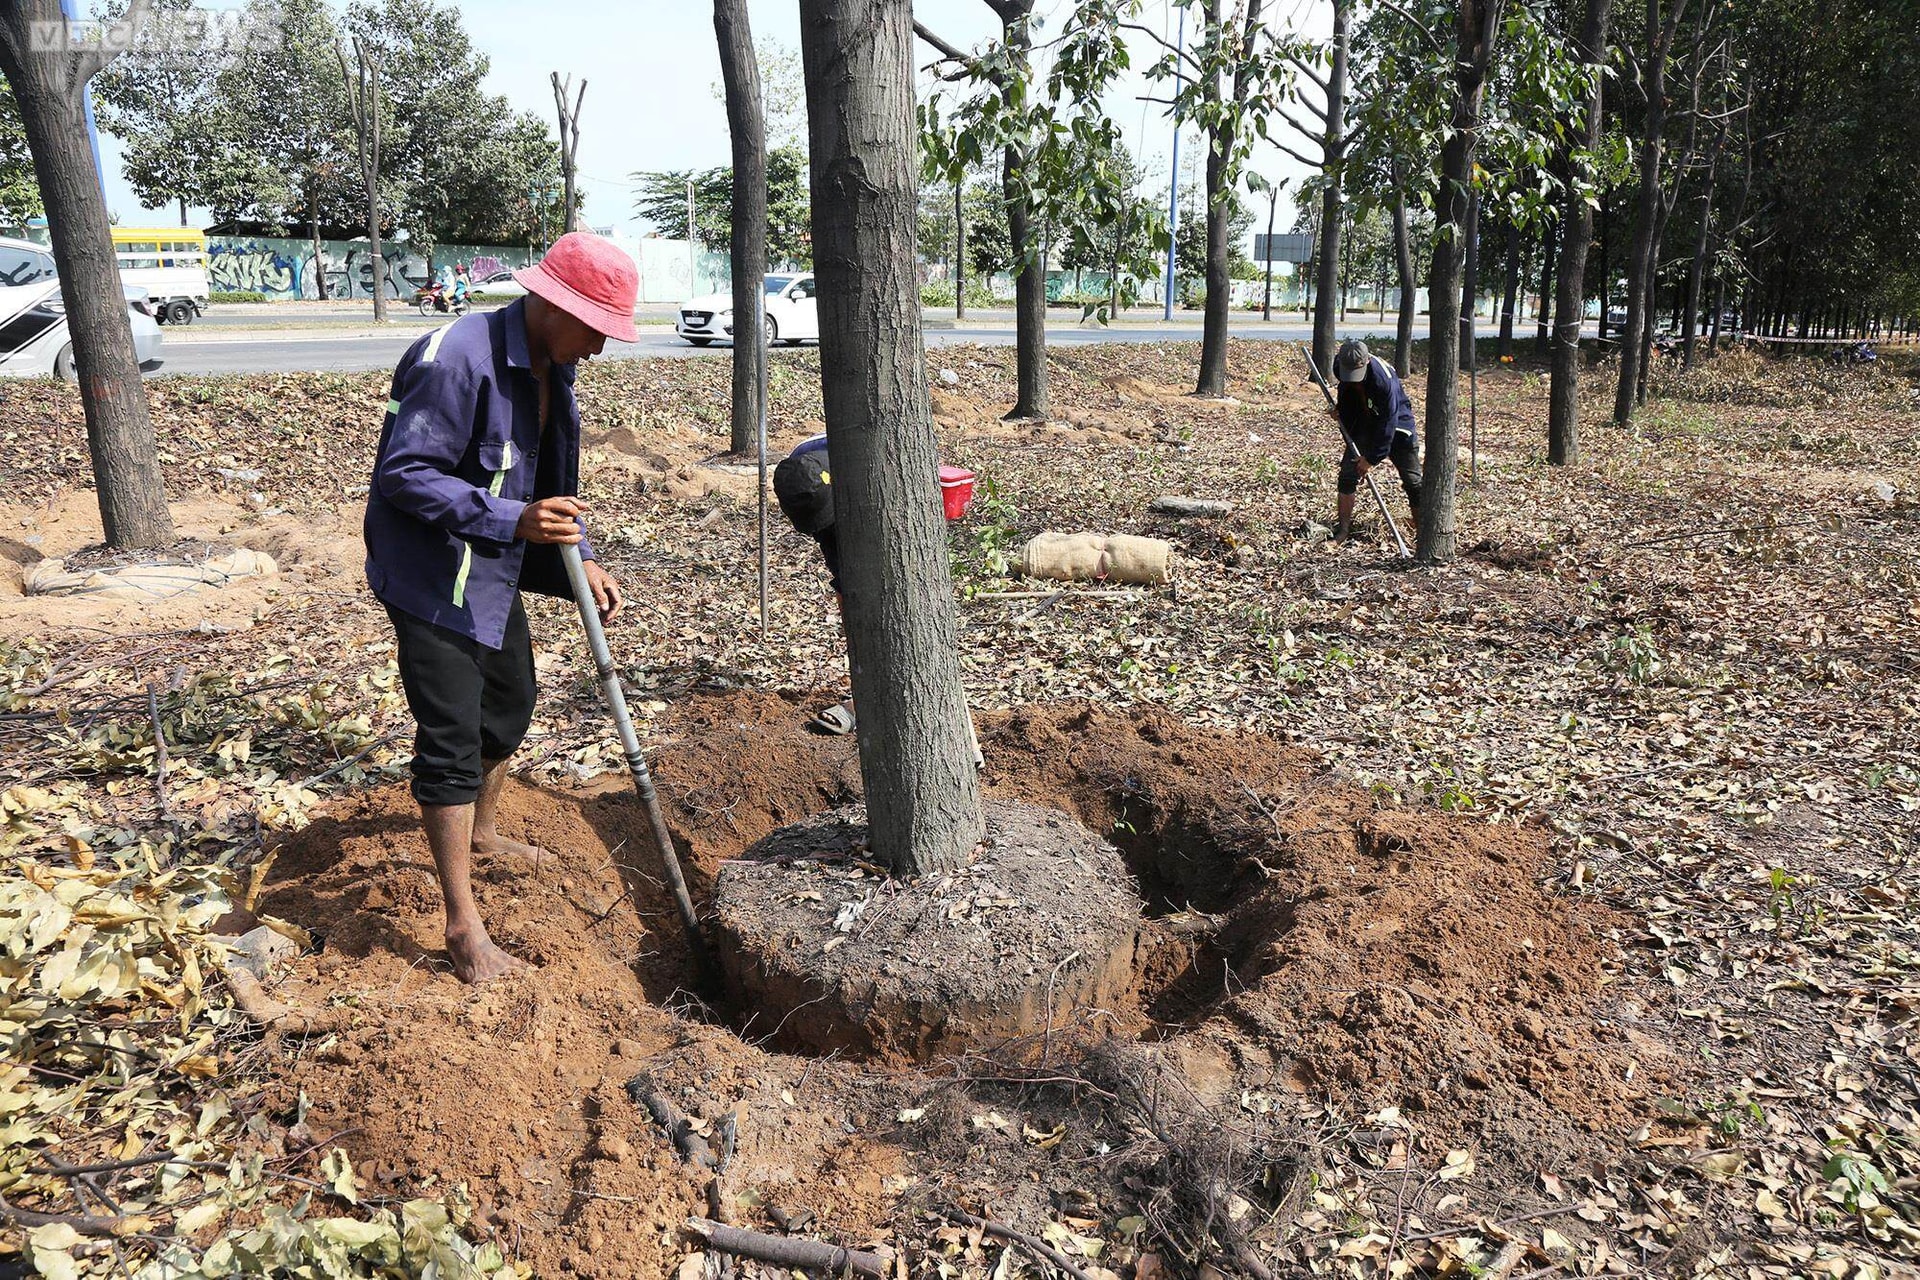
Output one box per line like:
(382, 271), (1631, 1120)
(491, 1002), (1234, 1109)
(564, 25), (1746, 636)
(445, 923), (528, 984)
(471, 831), (545, 861)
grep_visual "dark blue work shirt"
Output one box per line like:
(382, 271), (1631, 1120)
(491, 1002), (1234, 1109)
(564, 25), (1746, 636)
(364, 299), (597, 650)
(1336, 356), (1419, 463)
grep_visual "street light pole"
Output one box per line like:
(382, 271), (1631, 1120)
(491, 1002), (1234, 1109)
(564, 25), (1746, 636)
(1162, 5), (1184, 322)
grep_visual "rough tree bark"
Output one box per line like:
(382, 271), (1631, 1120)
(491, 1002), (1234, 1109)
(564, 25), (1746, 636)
(551, 74), (586, 235)
(1613, 0), (1690, 426)
(1195, 0), (1271, 397)
(1391, 158), (1415, 376)
(796, 0), (985, 877)
(339, 37), (386, 323)
(715, 0), (767, 456)
(0, 0), (175, 548)
(1307, 0), (1348, 379)
(1548, 0), (1615, 466)
(1419, 1), (1499, 563)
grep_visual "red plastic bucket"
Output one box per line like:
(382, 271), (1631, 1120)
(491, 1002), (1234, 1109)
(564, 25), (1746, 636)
(939, 466), (976, 521)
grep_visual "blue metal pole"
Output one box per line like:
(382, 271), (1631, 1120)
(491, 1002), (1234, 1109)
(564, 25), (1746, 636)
(58, 0), (110, 200)
(1162, 6), (1184, 321)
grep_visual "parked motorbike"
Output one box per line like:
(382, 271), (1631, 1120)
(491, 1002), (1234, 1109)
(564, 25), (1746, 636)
(415, 283), (471, 317)
(1827, 340), (1877, 366)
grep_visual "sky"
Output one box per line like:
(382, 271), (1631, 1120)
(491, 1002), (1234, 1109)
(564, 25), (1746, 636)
(95, 0), (1334, 242)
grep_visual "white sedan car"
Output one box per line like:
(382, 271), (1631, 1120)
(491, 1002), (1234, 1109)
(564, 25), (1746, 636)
(0, 236), (163, 379)
(677, 273), (818, 347)
(469, 269), (526, 299)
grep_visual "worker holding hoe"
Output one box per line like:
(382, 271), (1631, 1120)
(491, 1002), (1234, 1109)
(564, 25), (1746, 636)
(363, 232), (640, 983)
(1329, 340), (1422, 541)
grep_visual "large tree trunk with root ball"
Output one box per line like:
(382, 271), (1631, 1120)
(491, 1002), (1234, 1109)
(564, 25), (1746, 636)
(1419, 2), (1498, 564)
(715, 0), (767, 455)
(797, 0), (985, 877)
(0, 0), (175, 549)
(1549, 0), (1614, 466)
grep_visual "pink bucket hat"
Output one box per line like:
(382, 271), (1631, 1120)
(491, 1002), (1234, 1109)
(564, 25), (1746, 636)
(514, 232), (640, 343)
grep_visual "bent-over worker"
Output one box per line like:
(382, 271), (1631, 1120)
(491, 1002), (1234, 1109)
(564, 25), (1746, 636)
(363, 231), (639, 983)
(772, 433), (982, 766)
(1331, 339), (1422, 540)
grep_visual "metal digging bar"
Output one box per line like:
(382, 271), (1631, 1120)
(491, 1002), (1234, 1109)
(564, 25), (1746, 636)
(1299, 343), (1414, 558)
(560, 539), (713, 977)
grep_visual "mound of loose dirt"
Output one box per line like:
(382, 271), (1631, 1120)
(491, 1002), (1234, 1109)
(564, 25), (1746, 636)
(255, 693), (1664, 1275)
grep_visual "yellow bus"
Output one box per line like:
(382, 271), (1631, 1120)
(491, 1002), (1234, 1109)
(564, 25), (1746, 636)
(110, 227), (210, 325)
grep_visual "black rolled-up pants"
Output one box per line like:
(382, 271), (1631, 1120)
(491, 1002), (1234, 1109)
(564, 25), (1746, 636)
(1337, 430), (1422, 509)
(385, 597), (536, 807)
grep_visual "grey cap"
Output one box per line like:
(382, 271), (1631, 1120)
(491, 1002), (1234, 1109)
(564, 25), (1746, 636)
(1335, 340), (1371, 382)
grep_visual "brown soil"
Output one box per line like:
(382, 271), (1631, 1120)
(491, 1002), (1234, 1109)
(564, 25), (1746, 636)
(711, 799), (1145, 1061)
(255, 693), (1669, 1276)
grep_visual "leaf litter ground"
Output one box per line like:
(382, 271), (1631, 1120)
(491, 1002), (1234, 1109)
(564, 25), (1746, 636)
(0, 340), (1915, 1278)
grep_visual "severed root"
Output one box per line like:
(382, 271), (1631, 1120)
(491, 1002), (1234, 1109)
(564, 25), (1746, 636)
(626, 1071), (718, 1169)
(687, 1218), (890, 1278)
(224, 967), (353, 1039)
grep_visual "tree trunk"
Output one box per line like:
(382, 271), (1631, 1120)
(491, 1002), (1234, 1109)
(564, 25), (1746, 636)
(1614, 0), (1688, 425)
(1497, 219), (1519, 359)
(1000, 1), (1047, 420)
(1310, 0), (1349, 377)
(310, 207), (328, 300)
(796, 0), (984, 876)
(1458, 187), (1480, 371)
(1195, 119), (1232, 396)
(1534, 217), (1557, 359)
(1680, 159), (1716, 366)
(0, 0), (175, 548)
(1549, 0), (1613, 466)
(1421, 2), (1498, 563)
(715, 0), (768, 457)
(552, 75), (586, 236)
(1006, 143), (1048, 418)
(1392, 161), (1415, 376)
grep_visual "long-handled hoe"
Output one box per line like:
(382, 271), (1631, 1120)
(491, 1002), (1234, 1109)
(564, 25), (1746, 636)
(560, 540), (713, 979)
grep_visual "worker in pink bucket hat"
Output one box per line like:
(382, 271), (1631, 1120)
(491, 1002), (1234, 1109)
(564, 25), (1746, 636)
(363, 231), (640, 982)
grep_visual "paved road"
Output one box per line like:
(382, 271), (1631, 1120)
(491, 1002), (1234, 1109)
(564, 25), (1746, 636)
(155, 318), (1525, 377)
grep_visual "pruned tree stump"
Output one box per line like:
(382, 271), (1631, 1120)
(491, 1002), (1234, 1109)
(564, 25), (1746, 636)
(710, 799), (1144, 1062)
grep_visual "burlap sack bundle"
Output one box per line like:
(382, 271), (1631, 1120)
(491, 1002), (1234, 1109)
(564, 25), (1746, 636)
(25, 548), (277, 600)
(1020, 531), (1172, 585)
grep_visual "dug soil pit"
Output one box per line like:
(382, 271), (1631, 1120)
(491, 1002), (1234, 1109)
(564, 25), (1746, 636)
(255, 693), (1673, 1276)
(710, 799), (1145, 1061)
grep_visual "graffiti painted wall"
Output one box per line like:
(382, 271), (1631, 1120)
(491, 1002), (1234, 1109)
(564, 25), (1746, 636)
(206, 237), (540, 300)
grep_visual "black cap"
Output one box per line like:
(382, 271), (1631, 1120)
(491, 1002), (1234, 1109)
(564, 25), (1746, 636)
(773, 448), (834, 535)
(1335, 340), (1371, 382)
